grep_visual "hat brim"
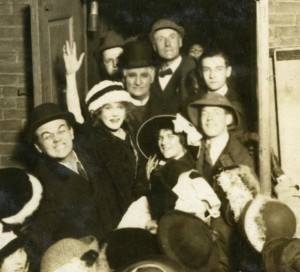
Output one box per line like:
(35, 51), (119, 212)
(187, 99), (238, 129)
(136, 115), (176, 159)
(27, 111), (75, 143)
(158, 211), (219, 272)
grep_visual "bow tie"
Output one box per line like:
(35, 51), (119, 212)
(159, 68), (173, 77)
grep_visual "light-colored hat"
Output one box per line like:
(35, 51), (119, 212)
(243, 195), (296, 252)
(149, 19), (185, 41)
(40, 236), (99, 272)
(85, 80), (135, 112)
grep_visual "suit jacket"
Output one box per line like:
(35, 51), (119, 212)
(150, 55), (196, 115)
(26, 144), (117, 253)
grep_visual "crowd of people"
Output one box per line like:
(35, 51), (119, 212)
(1, 18), (300, 272)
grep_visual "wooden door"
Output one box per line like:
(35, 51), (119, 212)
(30, 0), (87, 106)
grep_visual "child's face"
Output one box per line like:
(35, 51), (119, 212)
(100, 102), (126, 131)
(201, 56), (232, 91)
(0, 248), (28, 272)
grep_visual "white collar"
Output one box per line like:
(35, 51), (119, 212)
(59, 151), (80, 173)
(207, 131), (229, 165)
(208, 84), (228, 96)
(133, 95), (150, 106)
(161, 55), (182, 73)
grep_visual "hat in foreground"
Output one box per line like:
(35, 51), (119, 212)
(158, 211), (221, 272)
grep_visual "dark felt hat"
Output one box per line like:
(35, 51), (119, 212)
(243, 195), (296, 253)
(120, 40), (155, 69)
(120, 255), (186, 272)
(158, 211), (220, 272)
(150, 19), (185, 40)
(105, 228), (161, 271)
(26, 103), (75, 143)
(137, 115), (176, 159)
(99, 30), (125, 52)
(187, 92), (238, 129)
(0, 168), (43, 225)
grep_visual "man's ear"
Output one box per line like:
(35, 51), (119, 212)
(179, 36), (183, 48)
(226, 66), (232, 78)
(225, 113), (233, 126)
(34, 143), (43, 153)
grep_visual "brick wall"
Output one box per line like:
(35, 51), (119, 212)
(270, 0), (300, 48)
(0, 0), (32, 168)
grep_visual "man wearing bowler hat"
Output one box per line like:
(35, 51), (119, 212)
(120, 39), (161, 134)
(25, 103), (119, 255)
(149, 18), (196, 114)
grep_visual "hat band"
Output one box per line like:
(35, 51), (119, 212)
(86, 85), (125, 107)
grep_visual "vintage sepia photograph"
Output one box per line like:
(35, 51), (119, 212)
(0, 0), (300, 271)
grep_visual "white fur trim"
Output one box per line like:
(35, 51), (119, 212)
(87, 90), (137, 112)
(131, 264), (168, 272)
(2, 174), (43, 225)
(244, 195), (276, 252)
(0, 230), (17, 250)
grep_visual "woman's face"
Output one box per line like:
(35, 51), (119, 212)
(0, 248), (28, 272)
(158, 129), (185, 160)
(99, 102), (126, 131)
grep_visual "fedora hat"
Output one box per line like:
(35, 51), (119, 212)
(99, 30), (125, 53)
(150, 19), (185, 41)
(26, 103), (75, 143)
(158, 211), (220, 272)
(187, 92), (238, 129)
(105, 228), (161, 271)
(137, 115), (177, 159)
(120, 40), (156, 69)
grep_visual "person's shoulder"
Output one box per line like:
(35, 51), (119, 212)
(180, 55), (197, 73)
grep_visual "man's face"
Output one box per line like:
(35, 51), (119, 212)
(0, 248), (28, 272)
(153, 29), (182, 61)
(35, 119), (74, 163)
(102, 47), (123, 76)
(200, 106), (231, 138)
(158, 129), (185, 160)
(123, 67), (154, 101)
(100, 102), (126, 131)
(201, 55), (232, 91)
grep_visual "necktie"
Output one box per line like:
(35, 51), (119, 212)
(76, 161), (89, 181)
(159, 68), (173, 77)
(205, 141), (213, 166)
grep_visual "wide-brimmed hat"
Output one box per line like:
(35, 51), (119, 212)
(120, 255), (186, 272)
(105, 228), (161, 271)
(99, 30), (125, 53)
(40, 236), (99, 272)
(149, 19), (185, 41)
(85, 80), (136, 113)
(137, 115), (177, 159)
(0, 168), (43, 225)
(243, 195), (296, 253)
(26, 103), (75, 144)
(158, 211), (220, 272)
(120, 40), (156, 69)
(187, 92), (238, 129)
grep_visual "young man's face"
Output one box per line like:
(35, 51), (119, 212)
(201, 55), (232, 91)
(123, 67), (154, 101)
(158, 129), (185, 160)
(153, 29), (182, 61)
(0, 248), (28, 272)
(102, 47), (123, 76)
(200, 106), (232, 138)
(100, 102), (126, 131)
(35, 119), (74, 163)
